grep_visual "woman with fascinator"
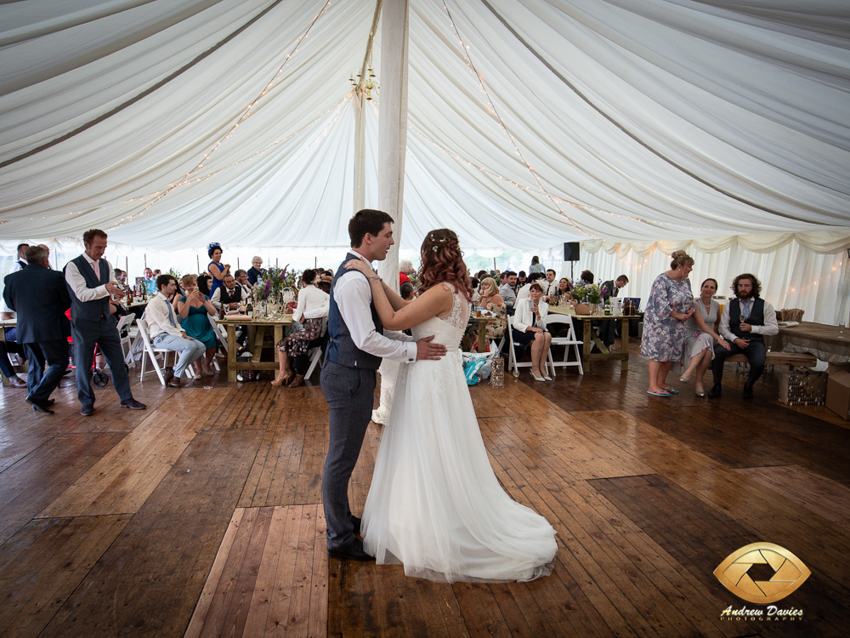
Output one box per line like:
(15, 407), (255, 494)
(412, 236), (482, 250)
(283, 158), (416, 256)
(344, 229), (556, 583)
(206, 242), (230, 299)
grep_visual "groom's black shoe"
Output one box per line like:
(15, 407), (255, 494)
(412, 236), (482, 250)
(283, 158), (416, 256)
(328, 538), (373, 562)
(351, 516), (362, 536)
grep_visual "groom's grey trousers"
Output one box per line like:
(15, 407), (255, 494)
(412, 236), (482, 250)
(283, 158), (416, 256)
(321, 360), (377, 550)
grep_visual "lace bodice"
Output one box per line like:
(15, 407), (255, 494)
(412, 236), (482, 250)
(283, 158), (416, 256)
(410, 290), (469, 350)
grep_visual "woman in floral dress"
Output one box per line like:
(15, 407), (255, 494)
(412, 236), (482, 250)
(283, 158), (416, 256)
(641, 250), (698, 397)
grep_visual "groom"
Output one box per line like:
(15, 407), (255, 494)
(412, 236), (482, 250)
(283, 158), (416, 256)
(321, 209), (447, 561)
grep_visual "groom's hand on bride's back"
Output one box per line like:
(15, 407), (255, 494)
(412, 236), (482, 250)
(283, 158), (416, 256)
(415, 335), (447, 360)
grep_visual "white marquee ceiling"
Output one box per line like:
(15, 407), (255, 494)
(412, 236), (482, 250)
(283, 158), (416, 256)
(1, 0), (849, 251)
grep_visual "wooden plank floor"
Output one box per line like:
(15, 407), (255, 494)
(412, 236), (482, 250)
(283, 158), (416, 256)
(0, 346), (848, 637)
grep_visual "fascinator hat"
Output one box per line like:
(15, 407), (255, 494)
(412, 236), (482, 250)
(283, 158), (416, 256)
(207, 242), (222, 258)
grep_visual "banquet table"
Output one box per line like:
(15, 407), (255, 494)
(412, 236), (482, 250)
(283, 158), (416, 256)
(216, 316), (291, 382)
(765, 322), (850, 364)
(548, 306), (632, 372)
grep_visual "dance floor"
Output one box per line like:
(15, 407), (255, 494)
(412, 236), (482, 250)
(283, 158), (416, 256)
(0, 344), (848, 637)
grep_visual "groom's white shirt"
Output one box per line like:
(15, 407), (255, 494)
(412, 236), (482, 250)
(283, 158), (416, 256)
(334, 249), (416, 363)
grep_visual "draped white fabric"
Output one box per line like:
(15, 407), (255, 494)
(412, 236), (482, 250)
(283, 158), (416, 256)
(1, 0), (848, 251)
(1, 1), (849, 321)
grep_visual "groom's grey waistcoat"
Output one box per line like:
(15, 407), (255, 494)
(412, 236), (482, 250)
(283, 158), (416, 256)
(326, 254), (383, 369)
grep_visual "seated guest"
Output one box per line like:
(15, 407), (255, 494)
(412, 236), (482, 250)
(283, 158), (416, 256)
(541, 269), (559, 300)
(247, 256), (264, 285)
(0, 341), (27, 388)
(552, 277), (572, 304)
(145, 275), (206, 388)
(518, 271), (546, 300)
(579, 269), (595, 285)
(679, 278), (729, 396)
(709, 273), (778, 399)
(601, 275), (629, 301)
(498, 270), (518, 314)
(197, 272), (212, 296)
(153, 269), (161, 278)
(211, 274), (245, 312)
(142, 268), (157, 295)
(3, 246), (71, 413)
(177, 274), (218, 376)
(516, 271), (527, 288)
(511, 283), (552, 382)
(475, 277), (507, 345)
(272, 269), (329, 388)
(400, 281), (415, 301)
(317, 274), (332, 295)
(234, 269), (253, 296)
(469, 277), (479, 301)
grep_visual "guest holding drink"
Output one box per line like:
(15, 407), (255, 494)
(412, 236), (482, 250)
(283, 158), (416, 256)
(177, 274), (218, 376)
(206, 242), (229, 298)
(511, 283), (551, 382)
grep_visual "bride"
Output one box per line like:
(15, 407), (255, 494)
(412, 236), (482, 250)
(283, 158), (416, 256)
(345, 229), (557, 583)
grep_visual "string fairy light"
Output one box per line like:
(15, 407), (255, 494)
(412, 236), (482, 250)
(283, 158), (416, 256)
(441, 1), (592, 238)
(440, 1), (719, 238)
(106, 94), (353, 230)
(106, 0), (335, 226)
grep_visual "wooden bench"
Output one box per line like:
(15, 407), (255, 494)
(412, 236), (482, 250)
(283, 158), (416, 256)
(726, 352), (817, 370)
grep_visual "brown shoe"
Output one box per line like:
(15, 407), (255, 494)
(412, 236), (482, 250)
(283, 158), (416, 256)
(167, 376), (182, 388)
(8, 377), (27, 388)
(287, 373), (304, 388)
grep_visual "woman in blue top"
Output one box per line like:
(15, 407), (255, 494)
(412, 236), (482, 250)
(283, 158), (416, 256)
(206, 242), (229, 299)
(177, 274), (219, 376)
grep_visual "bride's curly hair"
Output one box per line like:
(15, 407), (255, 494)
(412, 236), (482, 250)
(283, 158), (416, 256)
(418, 229), (473, 303)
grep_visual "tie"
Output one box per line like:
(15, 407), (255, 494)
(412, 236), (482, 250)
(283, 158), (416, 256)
(166, 299), (177, 327)
(91, 259), (100, 281)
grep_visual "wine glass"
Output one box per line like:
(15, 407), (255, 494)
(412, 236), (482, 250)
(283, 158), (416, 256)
(839, 322), (846, 339)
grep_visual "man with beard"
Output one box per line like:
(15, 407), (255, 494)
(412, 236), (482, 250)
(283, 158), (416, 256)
(708, 273), (778, 399)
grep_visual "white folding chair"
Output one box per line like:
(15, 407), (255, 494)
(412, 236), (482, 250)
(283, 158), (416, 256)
(137, 319), (196, 384)
(305, 346), (323, 380)
(208, 314), (228, 353)
(506, 315), (534, 377)
(545, 314), (583, 376)
(116, 313), (136, 368)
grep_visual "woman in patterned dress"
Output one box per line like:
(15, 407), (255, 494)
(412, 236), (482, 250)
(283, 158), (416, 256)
(640, 250), (698, 397)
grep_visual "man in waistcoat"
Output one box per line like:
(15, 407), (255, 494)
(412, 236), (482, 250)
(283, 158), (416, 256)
(321, 209), (447, 561)
(64, 229), (147, 415)
(709, 273), (778, 399)
(211, 274), (243, 312)
(3, 246), (71, 413)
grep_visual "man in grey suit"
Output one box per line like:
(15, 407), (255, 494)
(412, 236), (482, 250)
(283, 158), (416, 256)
(3, 246), (71, 413)
(64, 229), (146, 416)
(321, 209), (447, 561)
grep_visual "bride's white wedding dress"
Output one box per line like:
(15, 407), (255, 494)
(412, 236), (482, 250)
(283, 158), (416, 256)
(362, 287), (557, 582)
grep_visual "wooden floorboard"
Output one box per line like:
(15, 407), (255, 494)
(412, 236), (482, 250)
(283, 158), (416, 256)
(0, 342), (846, 636)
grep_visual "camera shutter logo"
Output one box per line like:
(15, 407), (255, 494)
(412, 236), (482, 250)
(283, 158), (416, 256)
(714, 542), (810, 604)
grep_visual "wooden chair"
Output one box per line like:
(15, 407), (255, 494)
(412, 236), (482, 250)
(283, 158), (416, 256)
(544, 314), (583, 376)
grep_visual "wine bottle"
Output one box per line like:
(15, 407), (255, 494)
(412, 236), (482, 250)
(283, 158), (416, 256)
(246, 299), (253, 318)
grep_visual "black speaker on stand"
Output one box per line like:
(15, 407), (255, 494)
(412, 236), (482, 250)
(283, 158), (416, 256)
(564, 242), (580, 280)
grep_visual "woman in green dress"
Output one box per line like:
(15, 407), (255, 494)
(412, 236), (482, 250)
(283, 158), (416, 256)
(177, 274), (219, 376)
